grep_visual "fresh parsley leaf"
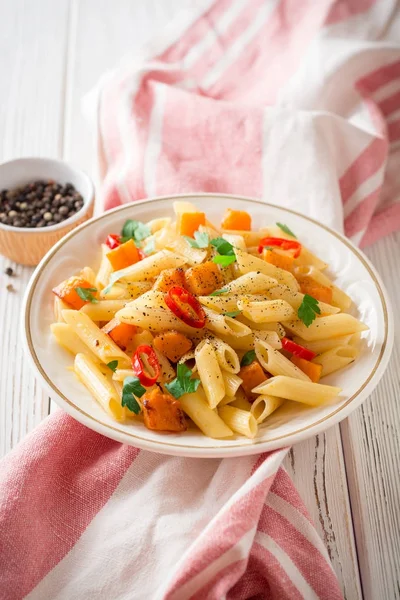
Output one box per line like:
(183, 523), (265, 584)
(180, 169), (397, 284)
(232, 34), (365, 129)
(121, 376), (146, 413)
(143, 238), (155, 255)
(209, 288), (228, 296)
(183, 231), (209, 249)
(102, 267), (128, 295)
(165, 364), (201, 399)
(223, 310), (241, 318)
(106, 360), (118, 373)
(212, 254), (236, 267)
(240, 350), (256, 366)
(297, 294), (321, 327)
(210, 237), (235, 256)
(75, 287), (98, 303)
(121, 219), (151, 243)
(276, 222), (297, 238)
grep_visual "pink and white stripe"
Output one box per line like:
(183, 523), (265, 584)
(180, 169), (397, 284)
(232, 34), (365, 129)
(1, 1), (400, 598)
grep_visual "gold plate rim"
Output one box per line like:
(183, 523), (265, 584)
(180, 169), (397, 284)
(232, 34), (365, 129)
(23, 193), (393, 455)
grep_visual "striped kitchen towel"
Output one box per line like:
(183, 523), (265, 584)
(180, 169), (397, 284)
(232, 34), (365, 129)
(1, 1), (400, 599)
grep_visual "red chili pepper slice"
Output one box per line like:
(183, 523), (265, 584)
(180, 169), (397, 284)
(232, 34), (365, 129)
(165, 286), (206, 329)
(258, 237), (302, 258)
(132, 345), (160, 386)
(281, 337), (316, 361)
(106, 234), (122, 250)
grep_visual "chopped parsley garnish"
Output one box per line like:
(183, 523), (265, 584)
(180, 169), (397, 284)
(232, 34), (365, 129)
(75, 287), (98, 303)
(213, 255), (236, 267)
(276, 222), (296, 238)
(183, 231), (209, 249)
(240, 350), (256, 366)
(143, 238), (156, 255)
(223, 310), (241, 318)
(106, 360), (118, 373)
(210, 237), (236, 267)
(102, 267), (128, 295)
(121, 219), (151, 244)
(165, 364), (201, 399)
(297, 294), (321, 327)
(209, 288), (228, 296)
(121, 376), (146, 413)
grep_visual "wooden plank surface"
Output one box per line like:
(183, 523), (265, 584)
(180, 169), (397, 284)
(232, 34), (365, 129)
(0, 2), (399, 599)
(0, 0), (70, 456)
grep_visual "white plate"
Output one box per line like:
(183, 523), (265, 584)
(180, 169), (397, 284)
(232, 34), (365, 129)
(22, 194), (394, 457)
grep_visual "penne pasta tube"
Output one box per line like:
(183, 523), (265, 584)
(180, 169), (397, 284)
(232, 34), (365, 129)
(99, 283), (130, 300)
(203, 307), (252, 338)
(106, 250), (187, 286)
(250, 395), (284, 424)
(53, 296), (70, 323)
(178, 388), (233, 438)
(198, 295), (240, 313)
(284, 314), (368, 341)
(218, 395), (236, 407)
(218, 406), (258, 439)
(208, 337), (240, 373)
(222, 271), (278, 295)
(113, 368), (135, 382)
(173, 200), (197, 214)
(217, 329), (281, 352)
(80, 300), (127, 321)
(255, 340), (311, 381)
(95, 244), (113, 290)
(222, 233), (247, 252)
(147, 217), (172, 233)
(236, 316), (286, 337)
(229, 390), (252, 412)
(62, 309), (131, 367)
(131, 330), (154, 351)
(237, 298), (296, 323)
(312, 346), (358, 377)
(51, 323), (99, 361)
(235, 248), (299, 292)
(294, 265), (352, 310)
(221, 228), (269, 246)
(349, 332), (361, 346)
(261, 225), (328, 271)
(154, 349), (176, 382)
(254, 331), (282, 350)
(126, 281), (153, 299)
(195, 341), (225, 408)
(117, 291), (200, 336)
(166, 237), (207, 265)
(221, 371), (243, 397)
(253, 375), (342, 406)
(74, 353), (125, 420)
(292, 334), (352, 355)
(266, 285), (340, 315)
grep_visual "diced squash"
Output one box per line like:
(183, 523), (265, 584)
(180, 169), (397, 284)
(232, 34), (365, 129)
(221, 209), (251, 231)
(106, 239), (140, 271)
(298, 276), (333, 305)
(52, 276), (97, 310)
(263, 249), (294, 272)
(102, 318), (137, 351)
(239, 361), (269, 402)
(153, 331), (193, 362)
(178, 212), (206, 237)
(290, 355), (322, 383)
(153, 268), (186, 293)
(142, 388), (187, 432)
(185, 261), (224, 296)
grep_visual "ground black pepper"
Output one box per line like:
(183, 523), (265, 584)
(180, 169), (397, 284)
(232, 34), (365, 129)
(0, 179), (84, 228)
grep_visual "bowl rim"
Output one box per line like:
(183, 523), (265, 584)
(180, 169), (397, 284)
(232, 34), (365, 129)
(0, 157), (94, 234)
(21, 193), (395, 457)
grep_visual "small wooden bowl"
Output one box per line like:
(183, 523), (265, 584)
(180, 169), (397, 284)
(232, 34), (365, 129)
(0, 158), (94, 266)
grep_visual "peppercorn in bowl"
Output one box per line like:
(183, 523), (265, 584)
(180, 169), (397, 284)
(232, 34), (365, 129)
(0, 157), (94, 265)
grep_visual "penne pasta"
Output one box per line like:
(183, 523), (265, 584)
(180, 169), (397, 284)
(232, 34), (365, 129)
(51, 323), (99, 361)
(195, 342), (225, 408)
(203, 307), (252, 338)
(221, 228), (270, 246)
(80, 266), (96, 286)
(294, 265), (352, 310)
(284, 314), (368, 341)
(221, 271), (277, 295)
(62, 309), (131, 367)
(208, 337), (240, 373)
(266, 285), (340, 315)
(74, 353), (125, 420)
(178, 388), (233, 438)
(80, 300), (127, 321)
(95, 244), (113, 290)
(237, 298), (296, 323)
(292, 334), (352, 355)
(312, 346), (358, 376)
(53, 296), (70, 323)
(255, 340), (311, 381)
(229, 389), (252, 412)
(107, 250), (187, 286)
(222, 233), (247, 252)
(221, 371), (243, 397)
(147, 217), (172, 233)
(235, 248), (299, 292)
(166, 237), (207, 265)
(253, 375), (342, 406)
(99, 283), (130, 300)
(250, 395), (284, 424)
(218, 406), (258, 439)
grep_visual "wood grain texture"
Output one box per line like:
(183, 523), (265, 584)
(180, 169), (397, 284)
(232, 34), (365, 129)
(341, 231), (400, 600)
(0, 0), (70, 456)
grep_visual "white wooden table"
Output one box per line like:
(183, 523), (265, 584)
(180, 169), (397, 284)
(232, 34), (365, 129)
(0, 2), (399, 598)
